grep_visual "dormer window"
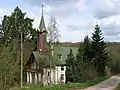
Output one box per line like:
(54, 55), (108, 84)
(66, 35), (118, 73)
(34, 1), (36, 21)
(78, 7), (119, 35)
(57, 54), (62, 60)
(59, 54), (62, 60)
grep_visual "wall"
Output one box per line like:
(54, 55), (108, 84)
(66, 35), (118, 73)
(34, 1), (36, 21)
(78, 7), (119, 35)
(26, 66), (66, 85)
(55, 66), (66, 84)
(42, 66), (66, 85)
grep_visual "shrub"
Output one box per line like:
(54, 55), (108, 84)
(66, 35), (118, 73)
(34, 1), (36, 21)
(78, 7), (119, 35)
(108, 51), (120, 74)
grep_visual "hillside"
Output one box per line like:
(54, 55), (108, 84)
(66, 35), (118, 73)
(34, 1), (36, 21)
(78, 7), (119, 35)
(59, 42), (120, 52)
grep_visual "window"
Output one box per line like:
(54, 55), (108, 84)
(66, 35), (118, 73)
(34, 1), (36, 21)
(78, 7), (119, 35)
(61, 66), (64, 71)
(60, 54), (62, 60)
(31, 60), (36, 69)
(48, 72), (50, 76)
(61, 74), (64, 81)
(57, 54), (62, 60)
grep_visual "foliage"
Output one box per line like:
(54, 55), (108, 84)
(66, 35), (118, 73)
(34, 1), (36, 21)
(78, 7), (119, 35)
(11, 76), (107, 90)
(0, 6), (37, 90)
(108, 51), (120, 74)
(83, 35), (92, 63)
(1, 6), (36, 45)
(75, 43), (97, 81)
(91, 24), (109, 75)
(115, 84), (120, 90)
(0, 43), (20, 90)
(66, 48), (76, 82)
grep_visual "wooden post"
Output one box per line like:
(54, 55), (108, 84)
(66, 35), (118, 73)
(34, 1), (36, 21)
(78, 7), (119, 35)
(21, 31), (23, 87)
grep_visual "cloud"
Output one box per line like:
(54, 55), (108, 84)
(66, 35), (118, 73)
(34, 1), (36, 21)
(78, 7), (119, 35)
(68, 24), (93, 31)
(94, 11), (119, 19)
(0, 8), (3, 12)
(24, 0), (78, 7)
(1, 0), (120, 42)
(102, 21), (120, 36)
(88, 0), (120, 19)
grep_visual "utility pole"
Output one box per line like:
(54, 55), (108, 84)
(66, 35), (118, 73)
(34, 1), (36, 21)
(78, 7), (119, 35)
(20, 29), (23, 87)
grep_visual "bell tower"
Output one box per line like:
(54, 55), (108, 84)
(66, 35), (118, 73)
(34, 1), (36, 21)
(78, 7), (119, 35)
(38, 5), (48, 51)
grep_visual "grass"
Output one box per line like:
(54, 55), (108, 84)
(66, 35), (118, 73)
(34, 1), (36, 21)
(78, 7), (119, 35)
(11, 76), (107, 90)
(115, 84), (120, 90)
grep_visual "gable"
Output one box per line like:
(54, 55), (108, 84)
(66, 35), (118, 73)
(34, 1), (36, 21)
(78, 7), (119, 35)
(54, 46), (78, 63)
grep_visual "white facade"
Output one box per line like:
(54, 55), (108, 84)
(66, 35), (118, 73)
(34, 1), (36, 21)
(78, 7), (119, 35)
(27, 65), (66, 85)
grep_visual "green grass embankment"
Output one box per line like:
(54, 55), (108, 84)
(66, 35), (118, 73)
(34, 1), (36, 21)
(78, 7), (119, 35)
(11, 76), (107, 90)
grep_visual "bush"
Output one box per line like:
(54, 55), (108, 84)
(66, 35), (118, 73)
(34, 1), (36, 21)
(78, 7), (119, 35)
(75, 62), (97, 81)
(108, 51), (120, 74)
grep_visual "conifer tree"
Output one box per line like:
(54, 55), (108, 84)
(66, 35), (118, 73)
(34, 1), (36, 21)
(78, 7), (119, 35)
(75, 44), (84, 81)
(66, 48), (76, 82)
(83, 35), (92, 63)
(91, 24), (109, 75)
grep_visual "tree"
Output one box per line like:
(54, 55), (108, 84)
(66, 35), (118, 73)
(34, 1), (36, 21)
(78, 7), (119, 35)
(0, 6), (36, 89)
(83, 35), (92, 63)
(91, 24), (109, 75)
(66, 48), (76, 82)
(0, 24), (3, 45)
(1, 6), (35, 45)
(75, 44), (85, 81)
(75, 43), (97, 81)
(0, 42), (20, 90)
(47, 16), (60, 44)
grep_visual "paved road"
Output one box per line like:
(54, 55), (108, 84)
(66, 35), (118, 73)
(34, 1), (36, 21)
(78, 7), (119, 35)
(77, 75), (120, 90)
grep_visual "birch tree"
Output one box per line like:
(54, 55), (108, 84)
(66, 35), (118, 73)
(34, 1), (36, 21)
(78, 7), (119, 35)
(47, 16), (60, 44)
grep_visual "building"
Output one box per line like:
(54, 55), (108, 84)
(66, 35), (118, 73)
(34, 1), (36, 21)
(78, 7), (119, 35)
(26, 6), (67, 85)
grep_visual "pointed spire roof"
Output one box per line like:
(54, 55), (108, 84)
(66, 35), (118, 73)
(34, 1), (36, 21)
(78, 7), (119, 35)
(39, 4), (47, 33)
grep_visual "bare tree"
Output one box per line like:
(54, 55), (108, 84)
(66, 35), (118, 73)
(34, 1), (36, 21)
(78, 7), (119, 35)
(47, 16), (61, 85)
(47, 16), (61, 44)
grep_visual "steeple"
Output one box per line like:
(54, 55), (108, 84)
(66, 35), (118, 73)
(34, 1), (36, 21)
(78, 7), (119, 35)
(37, 4), (48, 51)
(39, 4), (47, 33)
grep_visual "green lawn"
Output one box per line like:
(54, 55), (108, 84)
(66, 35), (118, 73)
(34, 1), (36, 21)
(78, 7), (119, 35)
(115, 84), (120, 90)
(11, 76), (107, 90)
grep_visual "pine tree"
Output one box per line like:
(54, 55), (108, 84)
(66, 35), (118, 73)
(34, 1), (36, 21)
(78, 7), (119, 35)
(76, 44), (84, 64)
(66, 48), (76, 82)
(75, 44), (85, 81)
(83, 35), (92, 63)
(91, 24), (109, 75)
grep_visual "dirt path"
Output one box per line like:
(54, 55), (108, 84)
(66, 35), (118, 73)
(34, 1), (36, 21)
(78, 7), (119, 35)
(77, 75), (120, 90)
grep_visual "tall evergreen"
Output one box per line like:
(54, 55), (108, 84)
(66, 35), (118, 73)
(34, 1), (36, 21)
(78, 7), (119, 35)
(66, 48), (76, 82)
(76, 44), (84, 64)
(83, 35), (92, 63)
(91, 24), (109, 75)
(75, 44), (84, 81)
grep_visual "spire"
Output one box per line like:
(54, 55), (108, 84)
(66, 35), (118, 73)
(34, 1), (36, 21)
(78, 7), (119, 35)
(42, 4), (43, 16)
(39, 4), (47, 33)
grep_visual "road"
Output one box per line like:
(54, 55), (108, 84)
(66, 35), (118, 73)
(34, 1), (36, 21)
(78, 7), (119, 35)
(77, 75), (120, 90)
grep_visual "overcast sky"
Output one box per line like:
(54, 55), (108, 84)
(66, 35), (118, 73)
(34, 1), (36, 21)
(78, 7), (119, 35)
(0, 0), (120, 42)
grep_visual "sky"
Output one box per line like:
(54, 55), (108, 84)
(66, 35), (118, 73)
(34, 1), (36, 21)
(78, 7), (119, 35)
(0, 0), (120, 42)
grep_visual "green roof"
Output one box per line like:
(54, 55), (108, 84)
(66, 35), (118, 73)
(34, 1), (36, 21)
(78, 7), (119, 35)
(33, 51), (49, 67)
(32, 46), (78, 67)
(39, 15), (47, 32)
(55, 46), (78, 62)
